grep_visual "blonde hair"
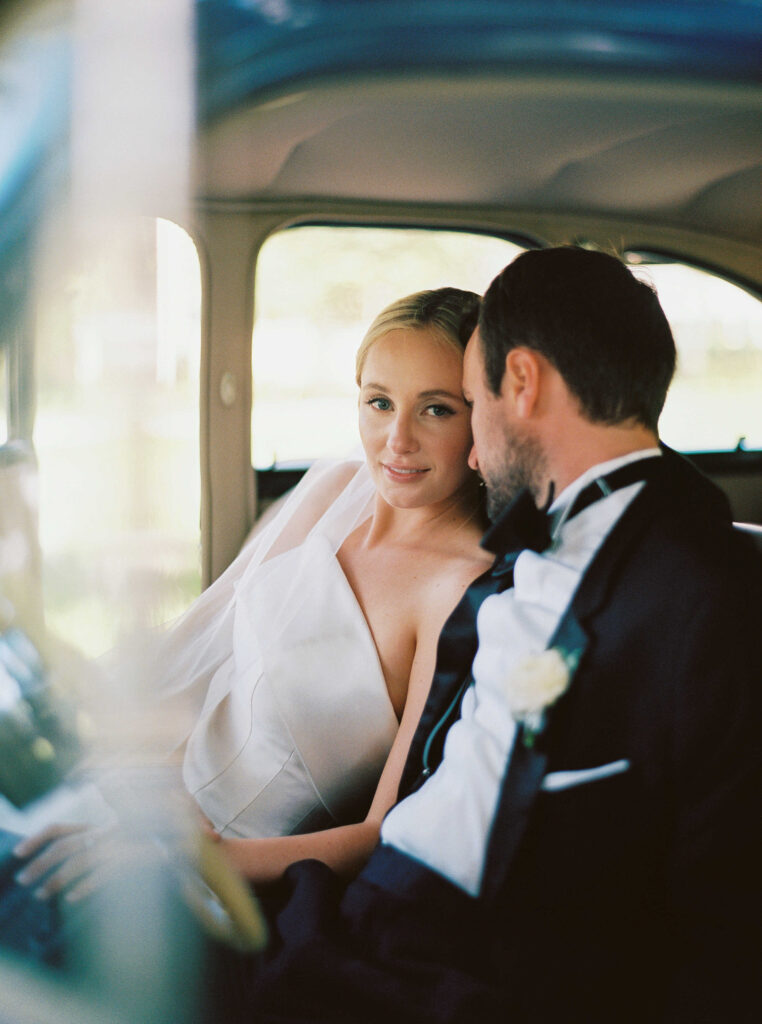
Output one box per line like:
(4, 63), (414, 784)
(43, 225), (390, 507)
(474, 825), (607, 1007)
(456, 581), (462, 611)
(355, 287), (481, 384)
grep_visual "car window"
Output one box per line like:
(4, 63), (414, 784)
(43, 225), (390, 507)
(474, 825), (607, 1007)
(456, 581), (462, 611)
(251, 225), (524, 468)
(628, 257), (762, 452)
(253, 235), (762, 466)
(33, 218), (202, 656)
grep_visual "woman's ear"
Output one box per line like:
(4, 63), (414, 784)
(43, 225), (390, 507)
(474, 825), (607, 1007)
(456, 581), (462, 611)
(503, 347), (541, 418)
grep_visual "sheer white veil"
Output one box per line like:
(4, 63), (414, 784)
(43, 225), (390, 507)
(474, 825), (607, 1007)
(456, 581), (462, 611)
(113, 459), (376, 755)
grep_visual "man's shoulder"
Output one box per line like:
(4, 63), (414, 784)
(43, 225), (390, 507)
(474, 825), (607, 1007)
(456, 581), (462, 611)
(656, 445), (731, 518)
(586, 448), (760, 603)
(621, 446), (733, 544)
(650, 449), (757, 561)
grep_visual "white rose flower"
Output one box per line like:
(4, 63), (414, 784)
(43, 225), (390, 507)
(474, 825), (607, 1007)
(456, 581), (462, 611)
(505, 646), (580, 746)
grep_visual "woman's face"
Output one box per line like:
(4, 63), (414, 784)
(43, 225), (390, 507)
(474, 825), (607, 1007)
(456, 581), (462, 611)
(358, 327), (475, 511)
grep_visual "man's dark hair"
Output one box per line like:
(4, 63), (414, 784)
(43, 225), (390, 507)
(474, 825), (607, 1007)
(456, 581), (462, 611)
(478, 247), (676, 431)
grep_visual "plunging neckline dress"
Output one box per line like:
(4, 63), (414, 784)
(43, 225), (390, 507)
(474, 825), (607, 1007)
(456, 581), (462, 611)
(183, 532), (398, 837)
(148, 460), (399, 839)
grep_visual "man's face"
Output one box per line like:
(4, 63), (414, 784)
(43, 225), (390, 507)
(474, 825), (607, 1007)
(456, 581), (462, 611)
(463, 329), (546, 519)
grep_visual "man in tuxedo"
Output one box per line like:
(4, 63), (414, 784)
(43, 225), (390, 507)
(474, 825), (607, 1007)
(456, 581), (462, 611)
(223, 246), (762, 1023)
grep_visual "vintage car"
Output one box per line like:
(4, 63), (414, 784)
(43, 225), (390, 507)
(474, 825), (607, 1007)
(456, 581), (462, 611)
(0, 1), (760, 1020)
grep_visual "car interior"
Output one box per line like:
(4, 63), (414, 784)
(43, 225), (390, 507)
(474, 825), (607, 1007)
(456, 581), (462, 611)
(0, 0), (760, 1020)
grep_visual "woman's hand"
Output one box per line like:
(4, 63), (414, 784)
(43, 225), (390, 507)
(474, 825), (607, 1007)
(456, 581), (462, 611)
(13, 823), (116, 903)
(196, 810), (222, 843)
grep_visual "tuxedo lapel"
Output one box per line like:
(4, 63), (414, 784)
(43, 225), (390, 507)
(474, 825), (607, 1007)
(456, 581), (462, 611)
(397, 564), (500, 799)
(478, 463), (681, 901)
(479, 737), (549, 903)
(401, 453), (689, 806)
(565, 449), (702, 622)
(479, 609), (589, 902)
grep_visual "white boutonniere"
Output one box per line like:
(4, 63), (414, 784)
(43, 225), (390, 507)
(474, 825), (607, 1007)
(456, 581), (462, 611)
(505, 647), (581, 748)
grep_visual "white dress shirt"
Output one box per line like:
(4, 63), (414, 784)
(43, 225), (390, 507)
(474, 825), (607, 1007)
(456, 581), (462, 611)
(380, 449), (660, 896)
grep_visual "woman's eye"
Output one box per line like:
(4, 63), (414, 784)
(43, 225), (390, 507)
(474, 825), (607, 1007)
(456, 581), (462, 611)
(425, 404), (454, 418)
(368, 397), (391, 411)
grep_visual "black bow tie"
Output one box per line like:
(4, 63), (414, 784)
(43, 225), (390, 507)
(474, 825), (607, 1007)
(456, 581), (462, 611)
(482, 488), (553, 562)
(481, 456), (662, 586)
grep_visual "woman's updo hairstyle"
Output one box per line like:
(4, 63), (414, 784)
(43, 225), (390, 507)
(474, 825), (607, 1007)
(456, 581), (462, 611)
(355, 286), (481, 384)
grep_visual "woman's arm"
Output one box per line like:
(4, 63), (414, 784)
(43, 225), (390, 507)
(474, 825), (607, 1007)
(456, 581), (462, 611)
(214, 626), (439, 886)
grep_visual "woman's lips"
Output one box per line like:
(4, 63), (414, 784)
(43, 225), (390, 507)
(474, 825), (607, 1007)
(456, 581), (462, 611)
(382, 463), (430, 482)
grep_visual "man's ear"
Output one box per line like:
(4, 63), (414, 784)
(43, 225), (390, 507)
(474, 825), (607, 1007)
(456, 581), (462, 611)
(503, 347), (541, 418)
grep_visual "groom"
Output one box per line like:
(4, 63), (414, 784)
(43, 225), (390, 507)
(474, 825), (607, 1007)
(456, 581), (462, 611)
(222, 247), (762, 1023)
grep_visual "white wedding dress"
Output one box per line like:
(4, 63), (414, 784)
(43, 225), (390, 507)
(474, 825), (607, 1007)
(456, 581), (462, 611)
(142, 460), (399, 839)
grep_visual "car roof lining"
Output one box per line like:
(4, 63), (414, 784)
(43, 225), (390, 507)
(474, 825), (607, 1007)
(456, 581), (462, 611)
(195, 71), (762, 246)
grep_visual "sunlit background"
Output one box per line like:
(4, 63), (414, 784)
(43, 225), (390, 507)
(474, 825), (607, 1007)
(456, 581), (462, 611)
(252, 226), (762, 470)
(35, 219), (201, 657)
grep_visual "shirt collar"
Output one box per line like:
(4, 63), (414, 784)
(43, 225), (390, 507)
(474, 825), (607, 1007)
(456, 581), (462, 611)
(549, 447), (661, 521)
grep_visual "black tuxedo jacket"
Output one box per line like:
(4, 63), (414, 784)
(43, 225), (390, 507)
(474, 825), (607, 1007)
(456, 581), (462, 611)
(398, 450), (762, 1023)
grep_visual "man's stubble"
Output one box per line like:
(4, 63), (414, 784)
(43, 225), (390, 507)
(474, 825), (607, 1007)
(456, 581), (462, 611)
(483, 424), (548, 521)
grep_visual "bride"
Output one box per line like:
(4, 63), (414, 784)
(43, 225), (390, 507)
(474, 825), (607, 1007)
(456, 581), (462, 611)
(14, 287), (494, 893)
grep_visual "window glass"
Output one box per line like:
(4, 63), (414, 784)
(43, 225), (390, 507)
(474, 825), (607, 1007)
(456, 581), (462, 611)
(628, 257), (762, 451)
(34, 218), (201, 657)
(252, 226), (523, 467)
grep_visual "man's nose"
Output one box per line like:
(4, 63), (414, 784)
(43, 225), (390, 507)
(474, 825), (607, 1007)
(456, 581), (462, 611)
(468, 444), (479, 472)
(387, 413), (419, 454)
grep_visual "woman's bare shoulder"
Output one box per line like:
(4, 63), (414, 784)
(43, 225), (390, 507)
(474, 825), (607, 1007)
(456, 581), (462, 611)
(438, 520), (494, 576)
(308, 458), (365, 506)
(414, 535), (493, 632)
(253, 458), (367, 556)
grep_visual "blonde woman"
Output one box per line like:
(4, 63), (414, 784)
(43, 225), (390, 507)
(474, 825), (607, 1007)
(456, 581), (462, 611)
(16, 288), (494, 892)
